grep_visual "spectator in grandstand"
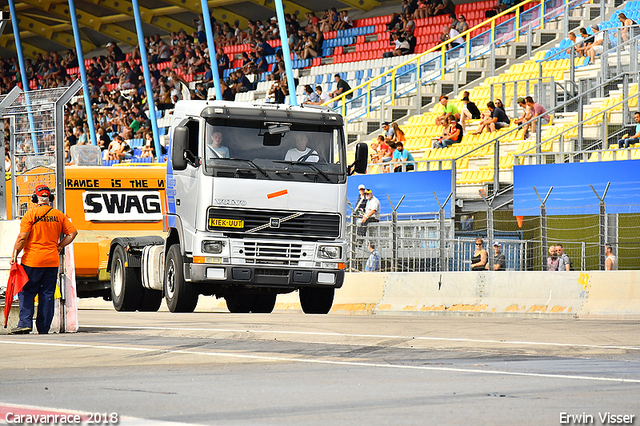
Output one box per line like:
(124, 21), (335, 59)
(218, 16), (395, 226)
(547, 245), (559, 271)
(574, 27), (592, 57)
(354, 184), (367, 217)
(106, 135), (132, 161)
(456, 14), (469, 33)
(335, 10), (353, 31)
(106, 42), (125, 63)
(330, 74), (352, 99)
(302, 85), (321, 104)
(399, 13), (416, 37)
(231, 70), (253, 94)
(391, 123), (406, 143)
(386, 13), (402, 33)
(361, 189), (381, 230)
(320, 8), (339, 33)
(473, 101), (510, 134)
(566, 31), (584, 57)
(556, 244), (571, 271)
(382, 122), (395, 139)
(487, 241), (506, 271)
(605, 243), (618, 271)
(433, 0), (455, 16)
(513, 97), (533, 137)
(299, 35), (320, 60)
(494, 99), (506, 113)
(435, 116), (463, 148)
(305, 12), (320, 30)
(391, 141), (415, 172)
(269, 75), (288, 104)
(435, 95), (461, 126)
(220, 79), (235, 102)
(439, 24), (461, 50)
(364, 242), (381, 272)
(377, 135), (394, 164)
(76, 126), (88, 145)
(384, 32), (412, 57)
(140, 133), (155, 160)
(315, 85), (331, 104)
(618, 111), (640, 148)
(460, 93), (481, 132)
(97, 127), (110, 153)
(525, 96), (550, 137)
(192, 82), (208, 100)
(585, 24), (604, 64)
(618, 13), (637, 43)
(413, 0), (429, 19)
(471, 238), (488, 271)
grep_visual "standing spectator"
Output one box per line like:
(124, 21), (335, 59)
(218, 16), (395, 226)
(585, 24), (604, 64)
(391, 141), (415, 172)
(487, 241), (506, 271)
(605, 243), (618, 271)
(9, 185), (78, 334)
(556, 244), (571, 271)
(471, 238), (488, 271)
(354, 184), (367, 217)
(525, 96), (550, 137)
(361, 189), (381, 231)
(330, 74), (352, 99)
(547, 245), (559, 271)
(618, 111), (640, 148)
(473, 101), (510, 134)
(364, 242), (381, 272)
(618, 13), (637, 43)
(435, 95), (461, 126)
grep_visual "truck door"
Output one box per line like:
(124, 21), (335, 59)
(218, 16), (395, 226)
(172, 118), (202, 250)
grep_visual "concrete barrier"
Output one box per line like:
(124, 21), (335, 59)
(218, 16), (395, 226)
(376, 271), (587, 316)
(577, 271), (640, 318)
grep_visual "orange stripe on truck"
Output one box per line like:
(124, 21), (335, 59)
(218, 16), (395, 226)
(267, 189), (288, 199)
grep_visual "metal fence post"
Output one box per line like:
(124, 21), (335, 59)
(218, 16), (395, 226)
(434, 191), (452, 272)
(527, 25), (533, 59)
(581, 241), (586, 271)
(623, 73), (629, 123)
(591, 182), (610, 271)
(386, 195), (405, 273)
(534, 186), (553, 270)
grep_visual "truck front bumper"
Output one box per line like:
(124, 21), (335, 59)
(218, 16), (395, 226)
(187, 264), (345, 289)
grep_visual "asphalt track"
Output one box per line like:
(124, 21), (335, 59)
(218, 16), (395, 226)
(1, 311), (640, 426)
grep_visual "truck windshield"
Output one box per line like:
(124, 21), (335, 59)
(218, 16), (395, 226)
(203, 120), (346, 183)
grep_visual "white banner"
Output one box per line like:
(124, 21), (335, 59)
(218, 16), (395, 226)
(83, 190), (163, 222)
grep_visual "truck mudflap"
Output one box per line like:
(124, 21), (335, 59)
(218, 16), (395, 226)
(107, 236), (165, 272)
(187, 264), (345, 289)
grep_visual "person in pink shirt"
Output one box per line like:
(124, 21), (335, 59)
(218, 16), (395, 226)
(524, 96), (550, 138)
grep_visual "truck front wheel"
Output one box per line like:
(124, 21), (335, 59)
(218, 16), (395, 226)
(164, 244), (198, 313)
(299, 287), (334, 314)
(111, 245), (143, 311)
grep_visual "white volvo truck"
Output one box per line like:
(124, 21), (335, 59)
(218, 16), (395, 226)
(107, 101), (367, 314)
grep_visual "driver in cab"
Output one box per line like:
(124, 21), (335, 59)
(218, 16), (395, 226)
(206, 131), (230, 159)
(284, 134), (319, 162)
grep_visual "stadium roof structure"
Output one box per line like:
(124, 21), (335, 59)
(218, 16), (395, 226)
(0, 0), (380, 59)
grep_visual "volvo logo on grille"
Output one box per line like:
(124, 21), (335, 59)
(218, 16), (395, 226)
(269, 218), (281, 228)
(215, 198), (247, 206)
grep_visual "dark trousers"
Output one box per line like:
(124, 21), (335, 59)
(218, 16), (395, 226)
(18, 265), (58, 334)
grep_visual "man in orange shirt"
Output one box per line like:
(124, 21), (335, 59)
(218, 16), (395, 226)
(9, 185), (77, 334)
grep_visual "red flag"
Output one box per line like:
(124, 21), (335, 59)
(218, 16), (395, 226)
(4, 263), (29, 328)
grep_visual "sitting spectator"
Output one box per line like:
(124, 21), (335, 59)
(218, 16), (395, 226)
(566, 31), (584, 57)
(460, 93), (481, 131)
(435, 95), (461, 126)
(192, 82), (208, 100)
(618, 13), (637, 43)
(513, 97), (533, 136)
(456, 14), (469, 33)
(299, 35), (320, 60)
(524, 96), (550, 137)
(618, 111), (640, 148)
(320, 8), (338, 33)
(391, 141), (415, 172)
(231, 70), (253, 94)
(330, 74), (352, 99)
(386, 12), (402, 32)
(383, 33), (411, 58)
(269, 75), (288, 104)
(335, 10), (353, 31)
(473, 101), (510, 134)
(106, 135), (132, 161)
(302, 84), (320, 104)
(585, 24), (603, 64)
(435, 116), (463, 148)
(433, 0), (455, 16)
(220, 79), (235, 101)
(315, 85), (331, 104)
(140, 133), (155, 159)
(391, 122), (406, 143)
(399, 13), (416, 37)
(494, 98), (506, 113)
(414, 0), (429, 19)
(106, 42), (125, 62)
(575, 27), (592, 57)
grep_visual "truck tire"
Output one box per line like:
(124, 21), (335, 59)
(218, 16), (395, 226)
(164, 244), (198, 313)
(300, 287), (334, 314)
(252, 293), (277, 313)
(225, 293), (254, 313)
(111, 245), (143, 312)
(138, 288), (163, 312)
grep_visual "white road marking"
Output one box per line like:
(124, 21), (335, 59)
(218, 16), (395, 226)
(1, 339), (639, 384)
(82, 324), (640, 351)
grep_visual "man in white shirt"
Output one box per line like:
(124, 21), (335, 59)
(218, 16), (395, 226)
(566, 31), (584, 56)
(314, 86), (331, 104)
(586, 24), (604, 64)
(284, 134), (318, 162)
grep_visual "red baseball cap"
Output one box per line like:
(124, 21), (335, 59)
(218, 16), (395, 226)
(35, 185), (51, 197)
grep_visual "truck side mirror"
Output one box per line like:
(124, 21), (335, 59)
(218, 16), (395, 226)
(172, 126), (188, 170)
(352, 142), (368, 175)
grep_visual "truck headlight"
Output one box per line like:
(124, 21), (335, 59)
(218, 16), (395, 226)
(202, 240), (225, 254)
(318, 246), (341, 259)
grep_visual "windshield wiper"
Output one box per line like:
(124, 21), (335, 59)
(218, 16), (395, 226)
(212, 158), (269, 177)
(273, 161), (330, 181)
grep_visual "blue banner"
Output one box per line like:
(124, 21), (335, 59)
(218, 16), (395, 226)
(347, 171), (453, 217)
(513, 160), (640, 215)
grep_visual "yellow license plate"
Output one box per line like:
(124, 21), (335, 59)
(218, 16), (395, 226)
(209, 218), (244, 228)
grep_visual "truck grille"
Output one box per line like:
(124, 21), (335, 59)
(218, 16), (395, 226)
(207, 208), (340, 239)
(232, 241), (313, 266)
